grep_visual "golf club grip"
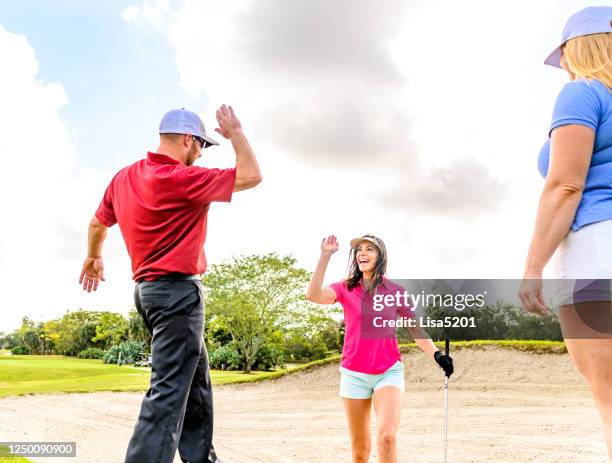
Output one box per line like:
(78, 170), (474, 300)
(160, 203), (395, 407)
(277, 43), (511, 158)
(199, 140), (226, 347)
(445, 335), (449, 356)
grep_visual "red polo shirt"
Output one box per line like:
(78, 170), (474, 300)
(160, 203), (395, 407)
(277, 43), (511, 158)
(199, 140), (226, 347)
(95, 152), (236, 281)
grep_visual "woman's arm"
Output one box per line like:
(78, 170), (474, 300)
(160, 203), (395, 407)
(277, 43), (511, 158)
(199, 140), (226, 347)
(305, 236), (339, 305)
(407, 325), (438, 357)
(407, 324), (454, 376)
(520, 124), (595, 313)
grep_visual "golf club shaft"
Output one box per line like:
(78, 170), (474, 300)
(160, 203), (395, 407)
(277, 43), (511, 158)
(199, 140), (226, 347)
(444, 377), (448, 463)
(444, 332), (450, 463)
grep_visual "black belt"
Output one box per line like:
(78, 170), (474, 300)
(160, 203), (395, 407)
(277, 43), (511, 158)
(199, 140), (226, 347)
(138, 273), (201, 283)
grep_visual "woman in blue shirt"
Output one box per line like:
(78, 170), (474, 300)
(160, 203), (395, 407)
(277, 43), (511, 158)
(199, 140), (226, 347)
(520, 7), (612, 458)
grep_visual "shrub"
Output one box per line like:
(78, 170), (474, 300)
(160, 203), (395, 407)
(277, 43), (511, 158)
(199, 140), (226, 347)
(252, 344), (285, 371)
(284, 332), (328, 362)
(209, 344), (241, 370)
(103, 341), (145, 364)
(11, 345), (31, 355)
(78, 347), (106, 359)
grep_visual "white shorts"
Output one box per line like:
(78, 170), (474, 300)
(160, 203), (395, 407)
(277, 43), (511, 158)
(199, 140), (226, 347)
(339, 361), (405, 399)
(553, 219), (612, 305)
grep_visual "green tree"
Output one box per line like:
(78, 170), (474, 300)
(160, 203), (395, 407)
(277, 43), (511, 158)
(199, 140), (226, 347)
(53, 310), (102, 356)
(0, 331), (20, 349)
(92, 312), (128, 349)
(203, 253), (328, 373)
(284, 330), (328, 361)
(318, 319), (343, 353)
(17, 317), (44, 354)
(40, 320), (61, 354)
(128, 309), (152, 346)
(206, 317), (233, 349)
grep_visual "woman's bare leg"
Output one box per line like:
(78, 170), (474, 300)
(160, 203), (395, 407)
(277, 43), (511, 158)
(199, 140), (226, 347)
(560, 301), (612, 459)
(373, 386), (402, 463)
(343, 398), (372, 463)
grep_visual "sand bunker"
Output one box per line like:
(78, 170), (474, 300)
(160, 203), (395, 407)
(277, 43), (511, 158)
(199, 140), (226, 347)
(0, 346), (608, 462)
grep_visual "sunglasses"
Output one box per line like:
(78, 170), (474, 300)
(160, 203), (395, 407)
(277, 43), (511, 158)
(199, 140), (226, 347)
(192, 135), (208, 149)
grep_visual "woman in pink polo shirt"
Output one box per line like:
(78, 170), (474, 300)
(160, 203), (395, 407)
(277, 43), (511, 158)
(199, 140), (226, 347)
(306, 234), (454, 463)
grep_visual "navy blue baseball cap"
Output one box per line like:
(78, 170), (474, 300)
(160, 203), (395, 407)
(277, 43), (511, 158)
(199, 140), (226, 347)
(545, 6), (612, 68)
(159, 108), (219, 148)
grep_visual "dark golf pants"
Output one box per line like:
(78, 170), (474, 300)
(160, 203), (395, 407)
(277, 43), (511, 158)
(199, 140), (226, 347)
(125, 278), (219, 463)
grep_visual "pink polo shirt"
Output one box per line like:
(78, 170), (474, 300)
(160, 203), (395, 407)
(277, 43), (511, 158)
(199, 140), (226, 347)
(330, 278), (415, 374)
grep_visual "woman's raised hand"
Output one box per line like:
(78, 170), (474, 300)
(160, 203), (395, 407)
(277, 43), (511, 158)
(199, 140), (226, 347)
(321, 235), (339, 255)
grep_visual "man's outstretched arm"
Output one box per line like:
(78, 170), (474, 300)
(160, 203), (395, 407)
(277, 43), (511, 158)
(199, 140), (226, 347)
(79, 216), (108, 292)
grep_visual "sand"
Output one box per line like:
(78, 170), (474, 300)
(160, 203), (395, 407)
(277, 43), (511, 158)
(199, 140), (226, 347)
(0, 346), (608, 463)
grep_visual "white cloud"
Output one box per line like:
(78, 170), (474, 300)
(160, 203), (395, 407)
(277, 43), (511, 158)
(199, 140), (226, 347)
(0, 24), (74, 283)
(120, 0), (561, 282)
(120, 0), (172, 28)
(0, 26), (134, 332)
(120, 6), (141, 23)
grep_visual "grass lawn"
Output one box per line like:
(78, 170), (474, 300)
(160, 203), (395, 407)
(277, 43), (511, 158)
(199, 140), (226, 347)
(0, 355), (152, 398)
(0, 354), (336, 398)
(0, 341), (565, 399)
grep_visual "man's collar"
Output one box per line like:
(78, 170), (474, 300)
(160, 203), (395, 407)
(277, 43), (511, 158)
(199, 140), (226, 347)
(147, 151), (181, 165)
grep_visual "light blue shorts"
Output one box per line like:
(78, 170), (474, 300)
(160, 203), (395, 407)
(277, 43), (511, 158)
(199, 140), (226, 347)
(339, 360), (405, 399)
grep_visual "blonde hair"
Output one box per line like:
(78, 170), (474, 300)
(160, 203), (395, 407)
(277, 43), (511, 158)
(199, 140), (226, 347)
(563, 32), (612, 89)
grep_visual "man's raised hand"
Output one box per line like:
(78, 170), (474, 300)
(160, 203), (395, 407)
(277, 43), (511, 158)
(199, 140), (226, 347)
(215, 104), (242, 140)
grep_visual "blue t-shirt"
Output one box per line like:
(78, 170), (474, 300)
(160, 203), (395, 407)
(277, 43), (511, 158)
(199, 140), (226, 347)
(538, 78), (612, 231)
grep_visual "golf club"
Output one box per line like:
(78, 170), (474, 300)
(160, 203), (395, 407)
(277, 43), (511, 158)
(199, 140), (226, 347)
(444, 332), (450, 463)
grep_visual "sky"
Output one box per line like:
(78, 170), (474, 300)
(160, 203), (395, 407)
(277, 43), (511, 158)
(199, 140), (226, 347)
(0, 0), (604, 332)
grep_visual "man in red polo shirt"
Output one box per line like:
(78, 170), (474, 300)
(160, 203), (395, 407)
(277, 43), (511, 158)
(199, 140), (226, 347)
(79, 105), (261, 463)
